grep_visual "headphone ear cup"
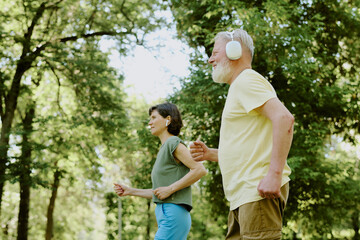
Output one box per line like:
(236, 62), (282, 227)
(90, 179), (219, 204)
(226, 41), (242, 60)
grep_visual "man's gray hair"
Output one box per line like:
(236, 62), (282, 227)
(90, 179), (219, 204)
(215, 29), (255, 57)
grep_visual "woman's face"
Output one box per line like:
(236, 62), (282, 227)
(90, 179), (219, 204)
(149, 110), (167, 136)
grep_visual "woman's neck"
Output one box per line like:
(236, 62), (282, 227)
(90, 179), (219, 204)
(158, 131), (174, 145)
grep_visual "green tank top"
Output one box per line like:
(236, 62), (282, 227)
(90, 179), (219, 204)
(151, 136), (192, 211)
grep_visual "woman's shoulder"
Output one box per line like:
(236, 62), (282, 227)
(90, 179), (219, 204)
(164, 136), (185, 152)
(167, 135), (182, 142)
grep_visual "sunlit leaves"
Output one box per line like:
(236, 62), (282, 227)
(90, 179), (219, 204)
(168, 0), (360, 238)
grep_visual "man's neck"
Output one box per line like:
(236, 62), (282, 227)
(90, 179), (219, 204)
(228, 65), (252, 85)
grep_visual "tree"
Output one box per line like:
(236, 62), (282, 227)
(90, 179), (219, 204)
(0, 0), (166, 215)
(167, 0), (360, 238)
(0, 0), (168, 238)
(16, 103), (35, 240)
(45, 169), (62, 240)
(109, 98), (160, 240)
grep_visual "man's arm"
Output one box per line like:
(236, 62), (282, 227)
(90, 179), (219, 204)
(256, 97), (294, 199)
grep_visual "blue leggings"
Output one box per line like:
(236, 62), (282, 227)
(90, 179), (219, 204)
(154, 203), (191, 240)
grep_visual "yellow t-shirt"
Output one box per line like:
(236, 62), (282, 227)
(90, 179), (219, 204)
(218, 69), (291, 210)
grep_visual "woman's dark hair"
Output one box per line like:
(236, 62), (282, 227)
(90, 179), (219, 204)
(149, 102), (183, 136)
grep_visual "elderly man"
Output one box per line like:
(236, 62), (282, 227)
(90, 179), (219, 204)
(190, 29), (294, 240)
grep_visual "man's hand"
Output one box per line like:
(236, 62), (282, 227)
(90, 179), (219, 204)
(189, 140), (208, 161)
(153, 186), (173, 200)
(257, 171), (282, 199)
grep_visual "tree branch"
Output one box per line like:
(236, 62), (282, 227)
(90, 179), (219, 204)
(17, 108), (24, 122)
(45, 60), (67, 116)
(59, 31), (132, 43)
(23, 2), (47, 53)
(0, 91), (3, 121)
(45, 0), (65, 9)
(28, 29), (131, 71)
(120, 0), (135, 28)
(83, 4), (98, 33)
(23, 0), (64, 54)
(0, 71), (5, 119)
(0, 99), (2, 120)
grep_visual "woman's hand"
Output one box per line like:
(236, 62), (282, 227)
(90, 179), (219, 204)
(153, 186), (173, 200)
(114, 183), (132, 197)
(114, 183), (153, 199)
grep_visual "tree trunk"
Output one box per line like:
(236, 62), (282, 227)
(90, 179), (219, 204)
(118, 198), (122, 240)
(0, 2), (48, 216)
(45, 170), (61, 240)
(353, 211), (360, 240)
(2, 223), (9, 236)
(146, 199), (151, 240)
(0, 0), (133, 215)
(16, 105), (35, 240)
(0, 55), (35, 216)
(17, 179), (31, 240)
(292, 230), (298, 240)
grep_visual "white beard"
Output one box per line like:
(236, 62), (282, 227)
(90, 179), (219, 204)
(212, 59), (232, 83)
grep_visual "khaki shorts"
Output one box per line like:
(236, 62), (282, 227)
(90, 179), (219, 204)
(225, 183), (289, 240)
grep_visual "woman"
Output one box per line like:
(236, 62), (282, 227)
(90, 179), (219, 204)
(114, 103), (207, 240)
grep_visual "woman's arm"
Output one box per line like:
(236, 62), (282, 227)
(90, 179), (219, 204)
(114, 183), (153, 199)
(153, 143), (207, 200)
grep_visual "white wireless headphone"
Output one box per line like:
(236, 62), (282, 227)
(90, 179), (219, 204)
(226, 31), (242, 60)
(166, 120), (169, 127)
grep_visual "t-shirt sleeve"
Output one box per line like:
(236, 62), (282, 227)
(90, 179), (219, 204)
(235, 72), (277, 113)
(166, 137), (186, 164)
(166, 136), (186, 153)
(168, 137), (181, 154)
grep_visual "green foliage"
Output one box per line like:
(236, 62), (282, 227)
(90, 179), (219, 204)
(167, 0), (360, 238)
(1, 0), (359, 238)
(101, 98), (159, 239)
(0, 0), (168, 239)
(169, 0), (228, 55)
(104, 192), (119, 240)
(2, 171), (109, 240)
(189, 184), (227, 239)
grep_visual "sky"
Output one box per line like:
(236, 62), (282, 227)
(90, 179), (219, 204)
(100, 28), (192, 103)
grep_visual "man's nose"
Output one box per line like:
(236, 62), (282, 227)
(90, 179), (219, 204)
(208, 55), (214, 64)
